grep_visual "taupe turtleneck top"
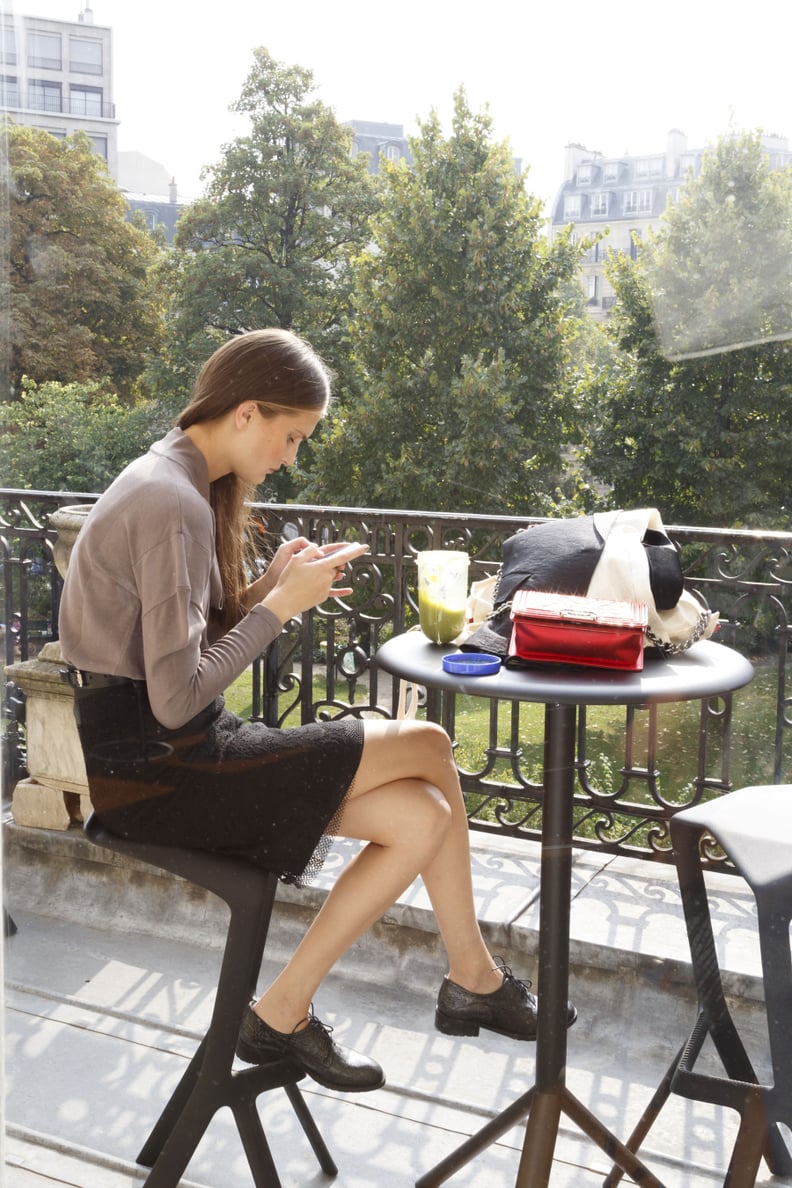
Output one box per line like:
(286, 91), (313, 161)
(58, 428), (281, 729)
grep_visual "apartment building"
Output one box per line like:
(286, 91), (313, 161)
(0, 5), (117, 178)
(549, 129), (792, 320)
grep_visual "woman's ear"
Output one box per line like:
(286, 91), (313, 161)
(233, 401), (258, 429)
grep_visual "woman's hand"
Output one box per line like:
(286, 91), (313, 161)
(245, 536), (311, 608)
(259, 541), (368, 623)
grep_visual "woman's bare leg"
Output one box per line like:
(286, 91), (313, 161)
(254, 719), (502, 1032)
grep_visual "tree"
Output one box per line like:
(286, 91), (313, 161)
(3, 122), (163, 400)
(302, 90), (583, 516)
(584, 132), (792, 527)
(0, 377), (161, 492)
(151, 48), (378, 422)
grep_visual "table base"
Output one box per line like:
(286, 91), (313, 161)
(415, 1083), (666, 1187)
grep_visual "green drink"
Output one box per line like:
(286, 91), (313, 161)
(417, 550), (469, 644)
(419, 595), (466, 645)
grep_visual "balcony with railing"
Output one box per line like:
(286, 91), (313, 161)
(1, 86), (115, 118)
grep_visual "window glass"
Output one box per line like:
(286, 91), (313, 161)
(70, 85), (103, 116)
(0, 74), (19, 106)
(591, 192), (609, 216)
(28, 31), (61, 70)
(564, 194), (581, 219)
(29, 79), (61, 112)
(635, 156), (664, 178)
(1, 25), (17, 65)
(69, 37), (102, 74)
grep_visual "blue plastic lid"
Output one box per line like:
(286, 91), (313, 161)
(442, 652), (501, 676)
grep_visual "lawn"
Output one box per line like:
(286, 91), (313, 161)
(223, 660), (782, 798)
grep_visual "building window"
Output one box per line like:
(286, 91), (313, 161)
(624, 189), (653, 214)
(29, 79), (62, 112)
(88, 133), (107, 159)
(1, 25), (17, 65)
(564, 194), (581, 219)
(603, 161), (620, 182)
(635, 156), (664, 179)
(577, 163), (594, 184)
(591, 192), (609, 217)
(586, 274), (599, 304)
(70, 85), (103, 116)
(69, 37), (103, 74)
(28, 31), (61, 70)
(0, 74), (19, 107)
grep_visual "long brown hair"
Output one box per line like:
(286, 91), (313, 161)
(177, 329), (331, 627)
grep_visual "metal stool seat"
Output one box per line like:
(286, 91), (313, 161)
(605, 785), (792, 1188)
(83, 811), (337, 1187)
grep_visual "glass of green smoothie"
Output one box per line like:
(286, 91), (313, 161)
(417, 550), (469, 644)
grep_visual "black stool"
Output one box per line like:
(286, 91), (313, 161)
(84, 811), (337, 1187)
(605, 785), (792, 1188)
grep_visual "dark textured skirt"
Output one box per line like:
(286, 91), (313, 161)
(72, 681), (364, 885)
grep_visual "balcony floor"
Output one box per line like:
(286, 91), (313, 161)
(3, 816), (790, 1188)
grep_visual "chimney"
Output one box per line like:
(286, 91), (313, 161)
(169, 178), (178, 204)
(666, 128), (687, 177)
(79, 5), (95, 23)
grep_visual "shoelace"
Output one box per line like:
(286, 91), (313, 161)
(290, 1006), (336, 1057)
(493, 959), (535, 1000)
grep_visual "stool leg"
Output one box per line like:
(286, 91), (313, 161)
(283, 1083), (339, 1176)
(232, 1097), (284, 1188)
(753, 898), (792, 1177)
(724, 1091), (770, 1188)
(137, 1037), (208, 1167)
(676, 828), (764, 1087)
(139, 1092), (218, 1188)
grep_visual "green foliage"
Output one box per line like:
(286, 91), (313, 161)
(4, 122), (164, 400)
(584, 132), (792, 527)
(0, 377), (158, 492)
(303, 90), (585, 516)
(150, 47), (379, 460)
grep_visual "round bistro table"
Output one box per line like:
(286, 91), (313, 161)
(375, 632), (755, 1188)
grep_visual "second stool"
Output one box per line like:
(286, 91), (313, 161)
(605, 784), (792, 1188)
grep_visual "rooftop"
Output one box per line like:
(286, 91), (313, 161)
(3, 815), (786, 1188)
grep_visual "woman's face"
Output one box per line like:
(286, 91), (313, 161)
(234, 405), (322, 485)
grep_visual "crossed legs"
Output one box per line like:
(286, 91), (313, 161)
(252, 718), (503, 1033)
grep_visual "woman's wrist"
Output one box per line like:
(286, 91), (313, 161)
(259, 588), (293, 625)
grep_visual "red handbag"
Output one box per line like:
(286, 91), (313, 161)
(508, 590), (649, 671)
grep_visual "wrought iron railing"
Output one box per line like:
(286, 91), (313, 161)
(3, 488), (792, 870)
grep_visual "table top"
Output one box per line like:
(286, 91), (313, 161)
(375, 631), (754, 707)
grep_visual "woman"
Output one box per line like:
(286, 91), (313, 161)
(59, 328), (573, 1094)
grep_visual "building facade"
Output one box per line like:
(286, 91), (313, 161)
(0, 5), (117, 178)
(550, 129), (792, 320)
(347, 120), (412, 173)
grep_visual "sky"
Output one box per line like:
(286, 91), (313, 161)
(5, 0), (792, 209)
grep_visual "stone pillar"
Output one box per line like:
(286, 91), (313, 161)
(4, 503), (94, 829)
(6, 641), (89, 829)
